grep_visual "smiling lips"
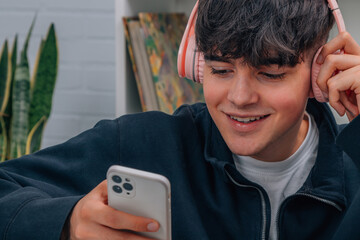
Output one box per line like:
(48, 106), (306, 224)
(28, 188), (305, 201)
(229, 114), (270, 124)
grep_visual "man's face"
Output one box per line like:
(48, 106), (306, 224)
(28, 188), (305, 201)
(203, 56), (312, 162)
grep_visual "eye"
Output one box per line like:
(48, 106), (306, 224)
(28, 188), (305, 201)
(259, 72), (286, 80)
(210, 67), (233, 76)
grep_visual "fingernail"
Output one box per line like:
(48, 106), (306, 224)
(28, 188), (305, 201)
(147, 222), (159, 232)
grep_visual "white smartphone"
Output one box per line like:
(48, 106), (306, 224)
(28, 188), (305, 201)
(107, 165), (171, 240)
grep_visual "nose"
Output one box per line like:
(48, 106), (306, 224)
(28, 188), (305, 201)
(227, 72), (259, 107)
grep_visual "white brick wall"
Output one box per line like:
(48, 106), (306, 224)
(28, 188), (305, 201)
(0, 0), (116, 149)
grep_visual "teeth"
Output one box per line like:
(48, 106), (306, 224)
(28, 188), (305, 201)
(230, 115), (265, 123)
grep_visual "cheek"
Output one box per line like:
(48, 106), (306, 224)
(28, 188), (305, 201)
(203, 80), (213, 102)
(265, 75), (311, 112)
(274, 94), (306, 114)
(274, 84), (307, 104)
(203, 72), (227, 106)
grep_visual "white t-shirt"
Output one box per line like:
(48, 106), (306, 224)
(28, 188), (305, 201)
(233, 112), (319, 240)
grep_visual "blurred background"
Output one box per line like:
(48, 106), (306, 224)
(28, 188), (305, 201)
(0, 0), (116, 148)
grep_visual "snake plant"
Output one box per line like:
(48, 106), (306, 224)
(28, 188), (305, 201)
(0, 18), (58, 161)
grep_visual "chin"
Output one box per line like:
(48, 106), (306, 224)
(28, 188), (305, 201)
(227, 141), (264, 158)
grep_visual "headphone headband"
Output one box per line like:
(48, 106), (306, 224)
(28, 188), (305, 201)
(177, 1), (199, 78)
(328, 0), (346, 32)
(311, 0), (346, 102)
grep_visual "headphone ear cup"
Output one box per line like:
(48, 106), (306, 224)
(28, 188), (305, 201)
(177, 1), (203, 83)
(311, 47), (329, 102)
(183, 34), (203, 83)
(183, 31), (204, 83)
(196, 52), (205, 83)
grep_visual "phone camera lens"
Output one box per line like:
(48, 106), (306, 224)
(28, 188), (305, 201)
(112, 175), (122, 183)
(123, 183), (133, 191)
(113, 185), (123, 193)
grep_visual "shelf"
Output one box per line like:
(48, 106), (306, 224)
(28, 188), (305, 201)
(115, 0), (197, 116)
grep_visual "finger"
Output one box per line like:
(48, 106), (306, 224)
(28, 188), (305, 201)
(69, 180), (109, 235)
(71, 221), (156, 240)
(317, 32), (360, 64)
(82, 180), (109, 203)
(340, 91), (358, 117)
(316, 54), (360, 94)
(94, 180), (109, 201)
(326, 68), (360, 118)
(345, 109), (357, 122)
(94, 205), (160, 233)
(331, 65), (360, 92)
(328, 86), (346, 116)
(346, 94), (360, 121)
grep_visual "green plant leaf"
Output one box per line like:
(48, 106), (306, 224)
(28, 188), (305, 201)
(4, 35), (18, 160)
(4, 34), (18, 159)
(0, 40), (9, 114)
(10, 63), (30, 159)
(5, 35), (18, 116)
(10, 35), (18, 83)
(20, 16), (35, 65)
(9, 21), (34, 159)
(0, 117), (7, 162)
(30, 38), (45, 92)
(29, 23), (58, 131)
(26, 115), (46, 154)
(0, 40), (10, 161)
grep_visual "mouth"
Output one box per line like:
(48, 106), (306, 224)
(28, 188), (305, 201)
(229, 114), (270, 124)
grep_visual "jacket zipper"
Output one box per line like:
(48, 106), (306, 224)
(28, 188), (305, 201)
(225, 170), (267, 240)
(275, 192), (342, 240)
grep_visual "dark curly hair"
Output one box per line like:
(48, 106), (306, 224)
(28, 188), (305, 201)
(196, 0), (335, 67)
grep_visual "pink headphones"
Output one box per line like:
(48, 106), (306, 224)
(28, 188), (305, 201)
(177, 0), (346, 102)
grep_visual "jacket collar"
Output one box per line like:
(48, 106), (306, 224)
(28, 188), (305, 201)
(201, 99), (346, 208)
(302, 99), (346, 208)
(335, 110), (360, 171)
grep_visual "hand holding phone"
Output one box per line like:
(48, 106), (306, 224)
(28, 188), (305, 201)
(67, 179), (161, 240)
(107, 165), (172, 240)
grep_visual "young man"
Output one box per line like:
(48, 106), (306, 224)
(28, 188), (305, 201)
(2, 0), (360, 239)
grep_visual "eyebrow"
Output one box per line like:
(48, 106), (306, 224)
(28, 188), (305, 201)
(204, 54), (290, 67)
(203, 53), (296, 69)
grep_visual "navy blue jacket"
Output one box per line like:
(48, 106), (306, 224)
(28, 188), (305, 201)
(0, 99), (360, 240)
